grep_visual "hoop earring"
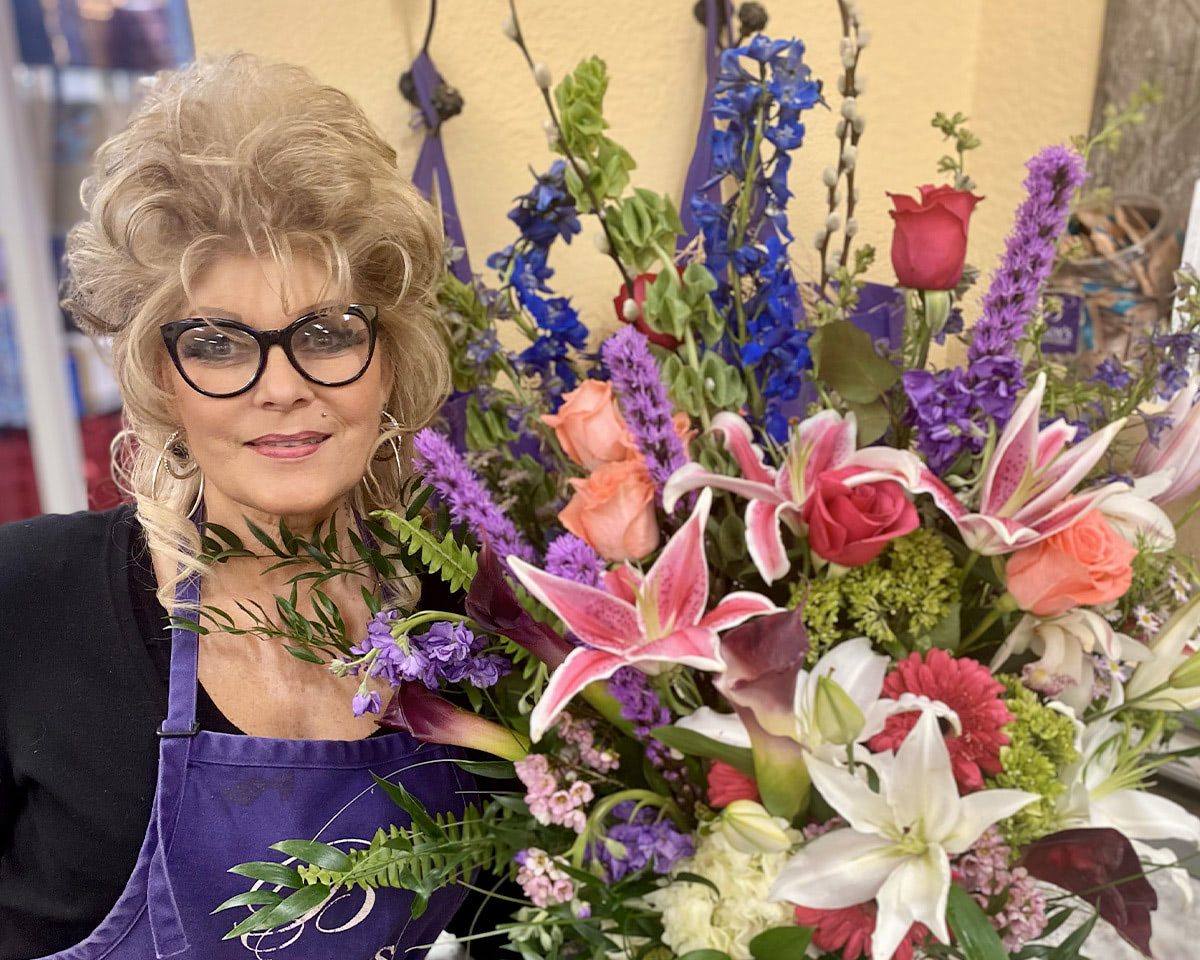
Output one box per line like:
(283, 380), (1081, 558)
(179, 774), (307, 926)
(151, 430), (205, 518)
(363, 411), (404, 502)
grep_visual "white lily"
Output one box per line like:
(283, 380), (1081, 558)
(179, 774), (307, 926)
(1100, 475), (1176, 552)
(991, 609), (1152, 715)
(1056, 705), (1200, 904)
(769, 711), (1038, 960)
(1126, 591), (1200, 712)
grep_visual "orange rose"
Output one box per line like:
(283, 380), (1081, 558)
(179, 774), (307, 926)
(559, 459), (659, 562)
(541, 381), (635, 470)
(1006, 511), (1136, 618)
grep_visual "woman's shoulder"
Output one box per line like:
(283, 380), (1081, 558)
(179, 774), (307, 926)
(0, 503), (136, 596)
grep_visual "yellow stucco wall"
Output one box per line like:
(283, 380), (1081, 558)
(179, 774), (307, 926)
(188, 0), (1108, 343)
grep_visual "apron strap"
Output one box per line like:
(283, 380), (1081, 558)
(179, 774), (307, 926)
(159, 570), (201, 736)
(409, 50), (472, 283)
(678, 0), (734, 249)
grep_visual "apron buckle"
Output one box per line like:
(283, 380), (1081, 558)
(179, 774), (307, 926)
(156, 721), (200, 737)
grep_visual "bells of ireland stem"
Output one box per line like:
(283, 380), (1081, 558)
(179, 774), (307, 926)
(719, 800), (793, 855)
(813, 675), (865, 746)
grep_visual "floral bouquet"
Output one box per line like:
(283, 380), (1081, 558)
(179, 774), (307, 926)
(212, 3), (1200, 958)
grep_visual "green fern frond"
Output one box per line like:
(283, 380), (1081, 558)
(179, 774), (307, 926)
(374, 511), (477, 592)
(293, 805), (505, 892)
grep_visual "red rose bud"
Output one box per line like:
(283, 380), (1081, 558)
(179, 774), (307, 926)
(887, 184), (983, 290)
(612, 271), (683, 350)
(802, 467), (918, 568)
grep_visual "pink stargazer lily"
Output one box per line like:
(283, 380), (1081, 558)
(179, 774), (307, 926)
(926, 373), (1128, 555)
(1133, 374), (1200, 505)
(662, 410), (937, 583)
(508, 488), (781, 742)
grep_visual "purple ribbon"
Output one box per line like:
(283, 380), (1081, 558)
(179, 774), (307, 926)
(678, 0), (734, 248)
(409, 51), (472, 283)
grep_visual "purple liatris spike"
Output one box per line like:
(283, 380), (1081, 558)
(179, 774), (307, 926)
(412, 428), (537, 564)
(544, 533), (606, 588)
(967, 145), (1088, 427)
(600, 326), (689, 505)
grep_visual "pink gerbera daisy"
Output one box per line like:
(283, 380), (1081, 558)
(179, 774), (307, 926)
(793, 902), (928, 960)
(867, 649), (1013, 792)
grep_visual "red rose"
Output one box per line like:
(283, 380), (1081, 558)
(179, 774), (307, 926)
(612, 271), (682, 349)
(887, 184), (983, 290)
(802, 466), (918, 567)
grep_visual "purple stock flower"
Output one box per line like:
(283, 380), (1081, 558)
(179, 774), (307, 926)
(412, 428), (537, 564)
(544, 533), (606, 588)
(607, 666), (671, 765)
(352, 689), (382, 717)
(587, 800), (695, 882)
(601, 327), (689, 505)
(966, 145), (1088, 428)
(351, 614), (511, 692)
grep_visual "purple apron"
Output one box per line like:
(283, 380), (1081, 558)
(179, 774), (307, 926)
(36, 573), (470, 960)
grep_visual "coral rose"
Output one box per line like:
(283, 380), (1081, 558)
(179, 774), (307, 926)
(559, 459), (659, 562)
(1006, 511), (1136, 618)
(802, 467), (919, 568)
(542, 380), (635, 470)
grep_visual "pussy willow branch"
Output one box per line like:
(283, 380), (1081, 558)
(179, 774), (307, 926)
(506, 0), (637, 299)
(818, 0), (864, 293)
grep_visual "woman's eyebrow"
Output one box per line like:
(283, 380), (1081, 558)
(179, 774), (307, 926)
(187, 300), (343, 322)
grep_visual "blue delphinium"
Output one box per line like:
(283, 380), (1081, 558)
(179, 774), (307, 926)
(690, 37), (821, 441)
(488, 163), (588, 407)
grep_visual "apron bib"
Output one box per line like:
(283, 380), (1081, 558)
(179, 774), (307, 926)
(36, 573), (469, 960)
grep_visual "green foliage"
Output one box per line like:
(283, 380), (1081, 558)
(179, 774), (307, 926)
(1072, 81), (1162, 166)
(791, 530), (959, 662)
(375, 510), (478, 593)
(987, 675), (1080, 848)
(931, 110), (982, 191)
(605, 188), (684, 273)
(946, 882), (1008, 960)
(553, 57), (636, 206)
(809, 314), (898, 443)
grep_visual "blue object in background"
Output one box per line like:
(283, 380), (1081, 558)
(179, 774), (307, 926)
(13, 0), (194, 70)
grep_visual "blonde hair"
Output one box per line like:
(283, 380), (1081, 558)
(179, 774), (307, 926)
(62, 53), (450, 609)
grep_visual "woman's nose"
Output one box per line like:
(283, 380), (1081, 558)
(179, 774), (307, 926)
(251, 344), (316, 408)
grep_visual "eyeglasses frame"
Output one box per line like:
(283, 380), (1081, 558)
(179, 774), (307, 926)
(159, 303), (379, 398)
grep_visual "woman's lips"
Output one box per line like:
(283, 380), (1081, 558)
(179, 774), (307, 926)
(246, 432), (330, 460)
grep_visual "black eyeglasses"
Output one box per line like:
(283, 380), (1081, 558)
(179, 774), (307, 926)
(160, 304), (378, 398)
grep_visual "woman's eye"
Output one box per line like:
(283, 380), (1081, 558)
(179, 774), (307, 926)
(181, 333), (247, 362)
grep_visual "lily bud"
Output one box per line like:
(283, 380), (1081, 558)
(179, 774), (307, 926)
(719, 799), (792, 854)
(1169, 648), (1200, 690)
(533, 63), (553, 91)
(814, 675), (865, 745)
(923, 290), (952, 338)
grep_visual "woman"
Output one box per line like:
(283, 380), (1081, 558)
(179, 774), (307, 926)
(0, 54), (475, 959)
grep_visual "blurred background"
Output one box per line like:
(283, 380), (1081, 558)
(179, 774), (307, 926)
(0, 0), (1197, 518)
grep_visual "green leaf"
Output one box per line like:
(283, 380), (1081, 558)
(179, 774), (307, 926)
(221, 884), (330, 940)
(371, 773), (446, 840)
(227, 861), (302, 889)
(947, 882), (1008, 960)
(282, 645), (325, 664)
(211, 890), (283, 914)
(269, 840), (354, 872)
(845, 398), (892, 445)
(454, 759), (517, 779)
(244, 520), (289, 558)
(673, 871), (721, 896)
(202, 522), (245, 551)
(650, 725), (755, 776)
(1046, 912), (1098, 960)
(406, 485), (434, 520)
(749, 926), (813, 959)
(676, 951), (733, 960)
(810, 320), (900, 405)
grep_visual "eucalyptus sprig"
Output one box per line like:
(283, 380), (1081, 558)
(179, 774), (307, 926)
(931, 110), (981, 191)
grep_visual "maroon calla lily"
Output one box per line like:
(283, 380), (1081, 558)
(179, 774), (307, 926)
(714, 606), (813, 818)
(464, 534), (572, 669)
(379, 682), (530, 761)
(1020, 827), (1157, 957)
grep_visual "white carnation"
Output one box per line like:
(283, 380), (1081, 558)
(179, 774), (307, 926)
(642, 825), (800, 960)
